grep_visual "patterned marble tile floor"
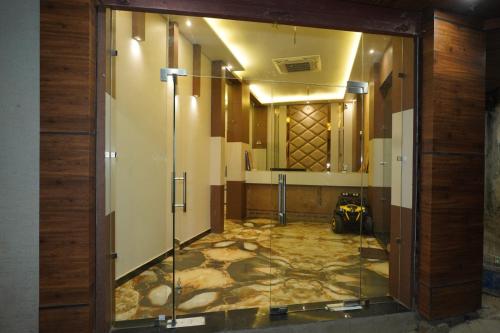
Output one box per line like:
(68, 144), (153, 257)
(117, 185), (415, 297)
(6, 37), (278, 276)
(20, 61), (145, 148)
(115, 219), (389, 321)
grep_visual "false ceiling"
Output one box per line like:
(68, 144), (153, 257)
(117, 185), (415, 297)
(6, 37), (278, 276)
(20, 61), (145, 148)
(204, 18), (361, 104)
(172, 15), (392, 104)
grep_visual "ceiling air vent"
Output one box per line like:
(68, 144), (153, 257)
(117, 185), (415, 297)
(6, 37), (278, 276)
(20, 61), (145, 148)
(272, 55), (322, 74)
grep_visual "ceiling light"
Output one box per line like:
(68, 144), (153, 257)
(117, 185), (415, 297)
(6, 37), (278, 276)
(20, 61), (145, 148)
(226, 64), (233, 71)
(186, 20), (192, 27)
(369, 49), (375, 55)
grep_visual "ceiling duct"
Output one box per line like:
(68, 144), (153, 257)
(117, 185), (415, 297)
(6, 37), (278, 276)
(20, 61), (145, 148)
(272, 55), (322, 74)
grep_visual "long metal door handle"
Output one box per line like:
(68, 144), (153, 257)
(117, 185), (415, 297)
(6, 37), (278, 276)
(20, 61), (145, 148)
(172, 172), (187, 212)
(283, 174), (287, 224)
(171, 171), (176, 213)
(182, 171), (187, 212)
(277, 174), (281, 217)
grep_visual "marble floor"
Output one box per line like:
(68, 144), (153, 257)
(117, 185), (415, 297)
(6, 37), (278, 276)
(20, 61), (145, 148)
(115, 219), (389, 321)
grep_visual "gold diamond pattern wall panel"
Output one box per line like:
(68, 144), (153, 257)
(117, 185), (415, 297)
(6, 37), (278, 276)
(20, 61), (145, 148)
(287, 104), (330, 172)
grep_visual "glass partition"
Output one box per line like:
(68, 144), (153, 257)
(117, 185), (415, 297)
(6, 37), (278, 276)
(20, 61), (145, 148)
(107, 9), (415, 326)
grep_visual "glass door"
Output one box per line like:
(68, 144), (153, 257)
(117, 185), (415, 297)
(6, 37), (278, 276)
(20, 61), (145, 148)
(268, 79), (364, 313)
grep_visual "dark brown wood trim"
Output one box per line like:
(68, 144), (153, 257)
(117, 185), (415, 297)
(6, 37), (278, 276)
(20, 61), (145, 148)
(192, 44), (201, 97)
(100, 0), (420, 36)
(432, 9), (484, 31)
(115, 251), (172, 287)
(211, 60), (226, 137)
(168, 21), (179, 68)
(95, 5), (111, 333)
(181, 228), (212, 248)
(210, 185), (225, 233)
(131, 12), (145, 41)
(227, 181), (247, 220)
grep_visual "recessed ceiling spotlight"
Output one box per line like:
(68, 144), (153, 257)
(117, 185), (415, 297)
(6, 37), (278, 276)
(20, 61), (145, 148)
(369, 49), (375, 55)
(186, 20), (192, 27)
(226, 64), (233, 71)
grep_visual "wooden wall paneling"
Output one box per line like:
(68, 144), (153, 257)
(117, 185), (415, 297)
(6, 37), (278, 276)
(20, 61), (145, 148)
(421, 16), (485, 155)
(246, 184), (364, 219)
(101, 0), (420, 36)
(389, 205), (414, 307)
(192, 44), (201, 97)
(211, 60), (226, 137)
(392, 36), (415, 113)
(40, 306), (91, 333)
(352, 95), (362, 171)
(168, 21), (179, 68)
(210, 185), (225, 233)
(227, 82), (250, 143)
(368, 187), (391, 238)
(252, 105), (268, 148)
(96, 6), (113, 333)
(389, 205), (401, 299)
(40, 0), (97, 133)
(131, 12), (145, 41)
(402, 37), (415, 110)
(226, 181), (247, 219)
(40, 134), (95, 305)
(40, 0), (97, 331)
(380, 43), (393, 84)
(418, 10), (485, 319)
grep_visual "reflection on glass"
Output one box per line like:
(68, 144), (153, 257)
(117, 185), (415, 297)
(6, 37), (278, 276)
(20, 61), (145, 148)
(106, 8), (415, 324)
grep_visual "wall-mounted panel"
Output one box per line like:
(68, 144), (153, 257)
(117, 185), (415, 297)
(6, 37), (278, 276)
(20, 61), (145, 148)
(419, 10), (485, 320)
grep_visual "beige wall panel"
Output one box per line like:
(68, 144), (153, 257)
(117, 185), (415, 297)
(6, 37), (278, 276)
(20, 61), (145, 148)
(113, 12), (170, 278)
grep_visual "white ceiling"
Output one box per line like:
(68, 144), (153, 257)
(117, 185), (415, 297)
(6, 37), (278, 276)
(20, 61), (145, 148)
(172, 15), (391, 105)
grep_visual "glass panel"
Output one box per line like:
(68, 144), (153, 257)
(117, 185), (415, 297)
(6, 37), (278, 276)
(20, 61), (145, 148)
(108, 10), (416, 324)
(358, 33), (393, 301)
(266, 78), (364, 312)
(358, 34), (415, 304)
(111, 10), (173, 322)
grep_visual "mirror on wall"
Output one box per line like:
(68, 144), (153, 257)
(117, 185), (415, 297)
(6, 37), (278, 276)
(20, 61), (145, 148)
(249, 99), (362, 173)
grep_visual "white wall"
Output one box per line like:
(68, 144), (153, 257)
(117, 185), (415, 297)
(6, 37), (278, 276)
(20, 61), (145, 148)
(0, 0), (39, 332)
(112, 13), (213, 276)
(391, 109), (413, 209)
(113, 12), (171, 278)
(174, 33), (212, 243)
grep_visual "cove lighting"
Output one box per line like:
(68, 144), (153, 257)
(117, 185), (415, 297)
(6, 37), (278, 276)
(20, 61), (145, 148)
(204, 18), (362, 104)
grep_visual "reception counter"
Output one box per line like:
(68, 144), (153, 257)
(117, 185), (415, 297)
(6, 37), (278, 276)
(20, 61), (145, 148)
(245, 170), (368, 220)
(246, 170), (368, 187)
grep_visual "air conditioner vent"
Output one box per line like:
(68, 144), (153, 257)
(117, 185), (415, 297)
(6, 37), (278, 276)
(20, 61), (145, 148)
(273, 55), (321, 74)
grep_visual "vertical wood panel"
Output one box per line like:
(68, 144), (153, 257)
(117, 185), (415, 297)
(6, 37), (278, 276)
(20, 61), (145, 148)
(418, 10), (485, 320)
(192, 44), (201, 97)
(210, 185), (225, 233)
(168, 21), (179, 68)
(131, 12), (145, 41)
(40, 306), (91, 333)
(40, 0), (96, 331)
(211, 60), (226, 137)
(226, 181), (247, 219)
(41, 0), (97, 133)
(227, 82), (250, 143)
(252, 105), (268, 148)
(40, 134), (95, 305)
